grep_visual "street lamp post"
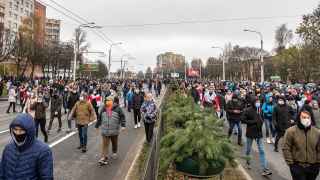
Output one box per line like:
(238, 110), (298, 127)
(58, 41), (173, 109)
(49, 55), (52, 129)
(244, 29), (264, 83)
(108, 42), (122, 79)
(212, 46), (226, 80)
(73, 22), (102, 81)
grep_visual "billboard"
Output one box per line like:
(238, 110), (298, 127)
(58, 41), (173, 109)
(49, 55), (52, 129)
(79, 63), (98, 72)
(187, 68), (200, 77)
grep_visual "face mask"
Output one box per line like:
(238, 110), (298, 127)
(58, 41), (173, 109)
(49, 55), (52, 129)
(301, 118), (311, 128)
(37, 98), (43, 103)
(93, 91), (97, 95)
(278, 100), (285, 105)
(79, 96), (84, 101)
(11, 132), (27, 146)
(255, 102), (261, 108)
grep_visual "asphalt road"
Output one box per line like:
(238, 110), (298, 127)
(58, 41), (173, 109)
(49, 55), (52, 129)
(0, 87), (164, 180)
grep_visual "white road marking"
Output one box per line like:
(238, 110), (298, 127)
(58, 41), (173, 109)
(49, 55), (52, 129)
(0, 129), (9, 134)
(49, 121), (96, 148)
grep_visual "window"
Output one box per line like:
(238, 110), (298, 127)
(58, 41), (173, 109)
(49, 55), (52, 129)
(25, 10), (28, 16)
(21, 7), (23, 13)
(14, 14), (17, 20)
(14, 23), (17, 29)
(9, 11), (12, 17)
(9, 2), (13, 8)
(14, 4), (18, 11)
(25, 2), (29, 8)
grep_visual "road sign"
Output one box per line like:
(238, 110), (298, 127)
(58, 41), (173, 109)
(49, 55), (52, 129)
(79, 63), (98, 72)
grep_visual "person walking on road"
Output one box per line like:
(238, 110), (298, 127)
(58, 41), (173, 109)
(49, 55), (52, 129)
(241, 96), (272, 176)
(6, 85), (17, 113)
(69, 92), (96, 153)
(126, 87), (134, 112)
(272, 96), (293, 152)
(226, 94), (243, 146)
(66, 87), (79, 133)
(283, 109), (320, 180)
(262, 94), (275, 144)
(95, 96), (126, 165)
(132, 88), (144, 128)
(30, 93), (49, 142)
(141, 93), (157, 143)
(0, 114), (53, 179)
(47, 90), (63, 134)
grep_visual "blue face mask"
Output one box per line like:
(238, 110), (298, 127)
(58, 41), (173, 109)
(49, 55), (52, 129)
(255, 102), (261, 108)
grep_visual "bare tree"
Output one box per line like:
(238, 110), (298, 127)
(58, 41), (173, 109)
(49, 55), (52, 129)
(275, 24), (293, 53)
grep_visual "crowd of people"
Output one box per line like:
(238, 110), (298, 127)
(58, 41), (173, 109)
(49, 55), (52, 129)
(0, 78), (162, 179)
(184, 80), (320, 179)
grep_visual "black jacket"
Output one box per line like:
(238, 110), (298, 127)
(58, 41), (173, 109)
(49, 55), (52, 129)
(132, 93), (144, 110)
(67, 92), (79, 110)
(241, 106), (263, 138)
(226, 98), (243, 121)
(272, 104), (292, 132)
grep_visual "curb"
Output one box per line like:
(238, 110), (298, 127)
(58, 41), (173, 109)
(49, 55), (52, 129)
(235, 160), (253, 180)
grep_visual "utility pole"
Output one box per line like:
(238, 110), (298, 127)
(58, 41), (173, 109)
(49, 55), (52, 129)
(244, 29), (264, 83)
(108, 42), (122, 79)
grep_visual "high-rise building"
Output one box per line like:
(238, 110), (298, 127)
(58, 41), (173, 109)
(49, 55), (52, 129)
(45, 18), (60, 45)
(34, 0), (46, 47)
(3, 0), (34, 32)
(156, 52), (185, 77)
(0, 2), (5, 31)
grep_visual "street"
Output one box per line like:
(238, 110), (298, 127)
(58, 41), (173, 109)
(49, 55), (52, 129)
(0, 88), (164, 180)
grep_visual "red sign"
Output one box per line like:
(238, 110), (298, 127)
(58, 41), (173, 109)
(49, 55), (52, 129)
(188, 68), (200, 77)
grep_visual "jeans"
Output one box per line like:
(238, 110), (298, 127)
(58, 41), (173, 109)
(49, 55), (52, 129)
(7, 102), (16, 113)
(228, 120), (242, 138)
(77, 124), (88, 146)
(265, 118), (275, 138)
(245, 137), (268, 170)
(67, 111), (75, 130)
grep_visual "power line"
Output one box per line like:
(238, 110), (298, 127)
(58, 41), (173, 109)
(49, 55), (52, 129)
(102, 15), (301, 28)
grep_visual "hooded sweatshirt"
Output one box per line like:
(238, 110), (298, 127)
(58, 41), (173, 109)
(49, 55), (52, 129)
(0, 114), (53, 180)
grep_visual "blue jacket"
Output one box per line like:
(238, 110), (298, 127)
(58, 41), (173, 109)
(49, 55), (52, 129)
(126, 91), (134, 103)
(0, 114), (53, 180)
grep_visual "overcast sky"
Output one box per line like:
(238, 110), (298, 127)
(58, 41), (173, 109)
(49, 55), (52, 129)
(42, 0), (319, 72)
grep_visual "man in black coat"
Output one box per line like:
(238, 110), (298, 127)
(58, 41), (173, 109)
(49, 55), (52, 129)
(241, 96), (272, 176)
(226, 94), (244, 145)
(132, 89), (144, 128)
(66, 88), (79, 132)
(272, 96), (293, 152)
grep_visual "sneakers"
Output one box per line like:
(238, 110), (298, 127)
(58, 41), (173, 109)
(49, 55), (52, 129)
(274, 148), (279, 152)
(262, 169), (272, 176)
(266, 137), (272, 144)
(111, 153), (118, 159)
(98, 157), (108, 165)
(77, 145), (83, 150)
(271, 137), (275, 144)
(134, 125), (138, 129)
(138, 122), (141, 128)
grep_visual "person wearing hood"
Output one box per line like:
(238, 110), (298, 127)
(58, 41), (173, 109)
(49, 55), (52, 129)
(95, 96), (126, 165)
(0, 114), (53, 179)
(47, 90), (63, 134)
(301, 99), (316, 126)
(226, 94), (244, 145)
(69, 92), (96, 153)
(241, 96), (272, 176)
(262, 94), (275, 144)
(272, 96), (293, 152)
(283, 109), (320, 180)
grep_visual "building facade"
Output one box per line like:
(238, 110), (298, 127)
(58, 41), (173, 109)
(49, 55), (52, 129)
(0, 2), (5, 29)
(45, 18), (60, 45)
(156, 52), (185, 78)
(3, 0), (34, 32)
(34, 0), (45, 47)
